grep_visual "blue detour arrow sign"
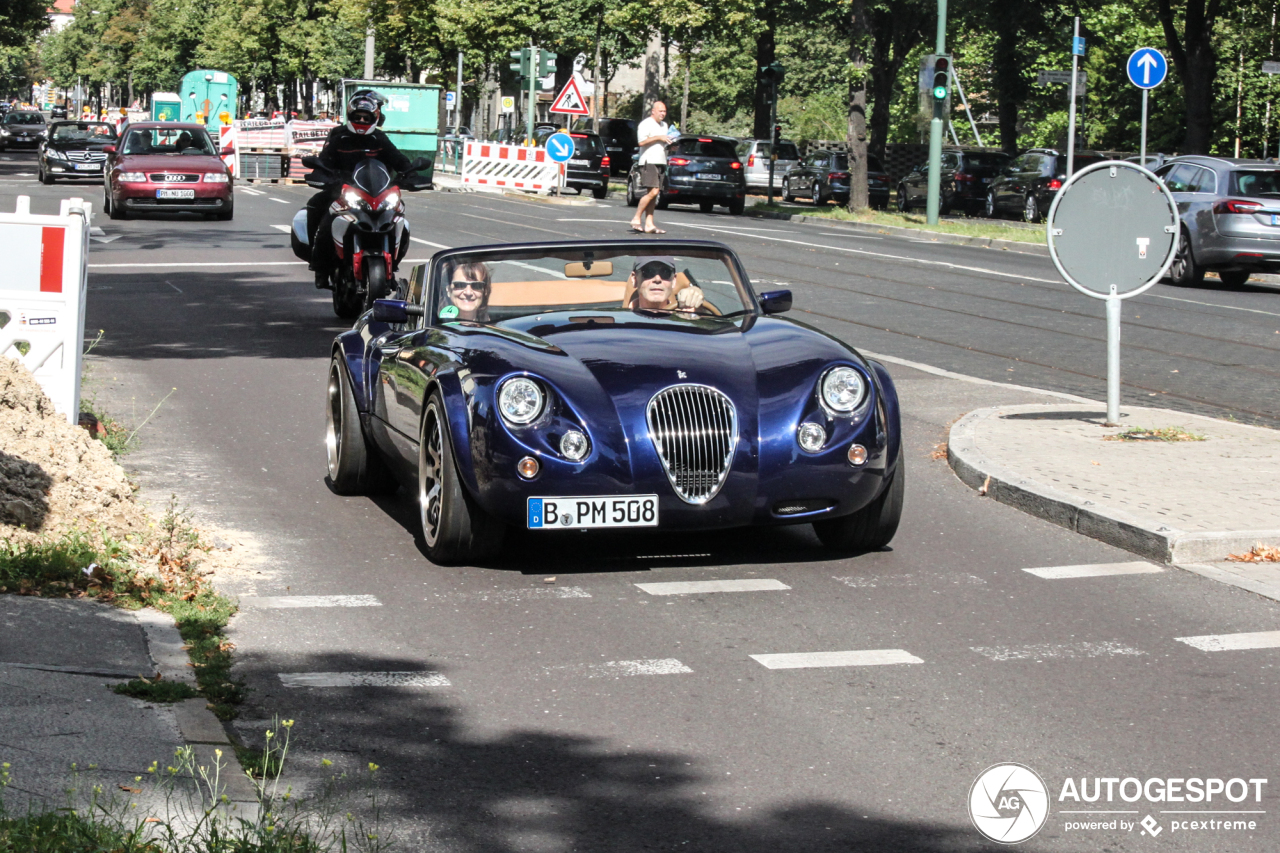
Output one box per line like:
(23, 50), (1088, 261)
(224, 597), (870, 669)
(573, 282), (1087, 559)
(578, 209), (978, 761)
(545, 132), (575, 163)
(1127, 47), (1168, 89)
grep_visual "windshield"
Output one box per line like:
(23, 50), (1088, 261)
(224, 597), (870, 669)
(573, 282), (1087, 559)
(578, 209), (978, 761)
(674, 138), (738, 159)
(5, 112), (44, 125)
(751, 142), (800, 161)
(121, 127), (217, 155)
(51, 123), (116, 142)
(428, 246), (752, 325)
(1229, 170), (1280, 198)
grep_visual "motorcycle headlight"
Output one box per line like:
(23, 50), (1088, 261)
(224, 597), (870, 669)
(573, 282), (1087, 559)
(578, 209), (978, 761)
(203, 171), (229, 183)
(498, 377), (544, 426)
(378, 190), (401, 210)
(820, 366), (867, 414)
(118, 171), (146, 182)
(342, 189), (369, 209)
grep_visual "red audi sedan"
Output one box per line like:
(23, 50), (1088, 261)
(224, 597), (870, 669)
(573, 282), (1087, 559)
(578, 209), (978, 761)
(103, 122), (234, 220)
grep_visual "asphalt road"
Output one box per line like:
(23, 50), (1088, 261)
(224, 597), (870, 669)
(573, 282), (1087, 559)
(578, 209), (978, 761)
(3, 153), (1278, 851)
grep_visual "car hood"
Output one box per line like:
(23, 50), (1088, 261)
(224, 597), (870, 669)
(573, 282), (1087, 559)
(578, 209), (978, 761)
(116, 154), (224, 171)
(48, 141), (113, 151)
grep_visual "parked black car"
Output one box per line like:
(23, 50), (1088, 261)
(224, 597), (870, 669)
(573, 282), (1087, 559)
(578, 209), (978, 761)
(783, 151), (889, 208)
(575, 117), (637, 175)
(38, 121), (116, 184)
(626, 135), (746, 214)
(897, 149), (1011, 214)
(985, 147), (1107, 222)
(0, 110), (47, 150)
(533, 125), (609, 199)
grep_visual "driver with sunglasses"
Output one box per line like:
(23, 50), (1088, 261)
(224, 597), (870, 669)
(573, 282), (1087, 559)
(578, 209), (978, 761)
(630, 256), (704, 313)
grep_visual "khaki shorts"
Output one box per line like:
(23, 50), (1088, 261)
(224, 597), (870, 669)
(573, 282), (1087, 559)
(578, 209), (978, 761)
(639, 164), (665, 190)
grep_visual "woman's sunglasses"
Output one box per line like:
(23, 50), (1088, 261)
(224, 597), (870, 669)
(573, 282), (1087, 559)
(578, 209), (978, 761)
(450, 279), (487, 293)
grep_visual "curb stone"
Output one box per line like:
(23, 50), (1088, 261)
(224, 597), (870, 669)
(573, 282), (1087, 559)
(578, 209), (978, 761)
(744, 209), (1050, 256)
(947, 406), (1280, 565)
(134, 608), (195, 685)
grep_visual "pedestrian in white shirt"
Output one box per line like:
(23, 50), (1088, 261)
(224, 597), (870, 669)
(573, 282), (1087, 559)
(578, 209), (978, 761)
(631, 101), (673, 234)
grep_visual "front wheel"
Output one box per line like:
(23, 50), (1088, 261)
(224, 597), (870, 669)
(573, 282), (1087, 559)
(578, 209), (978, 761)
(783, 178), (795, 203)
(1167, 229), (1204, 287)
(419, 392), (504, 565)
(626, 177), (639, 207)
(985, 190), (998, 219)
(813, 444), (905, 553)
(39, 168), (53, 185)
(1023, 194), (1041, 223)
(812, 184), (825, 206)
(363, 255), (388, 312)
(326, 356), (397, 495)
(896, 186), (909, 211)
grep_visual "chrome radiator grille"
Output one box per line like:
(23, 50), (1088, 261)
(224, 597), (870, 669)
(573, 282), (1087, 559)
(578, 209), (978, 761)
(645, 384), (738, 504)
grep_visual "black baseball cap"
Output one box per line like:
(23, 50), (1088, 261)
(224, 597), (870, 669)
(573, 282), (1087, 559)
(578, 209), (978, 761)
(634, 255), (677, 276)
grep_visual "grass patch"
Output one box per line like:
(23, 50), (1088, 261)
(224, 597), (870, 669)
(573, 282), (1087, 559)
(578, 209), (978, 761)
(113, 676), (201, 704)
(1105, 426), (1207, 442)
(0, 809), (159, 852)
(749, 202), (1048, 244)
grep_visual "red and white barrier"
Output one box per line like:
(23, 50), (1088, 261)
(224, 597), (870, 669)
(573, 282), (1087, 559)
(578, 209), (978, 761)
(461, 141), (562, 193)
(0, 196), (91, 424)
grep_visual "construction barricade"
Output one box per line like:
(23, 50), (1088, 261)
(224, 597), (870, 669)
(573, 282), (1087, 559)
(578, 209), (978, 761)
(0, 196), (92, 424)
(461, 141), (562, 194)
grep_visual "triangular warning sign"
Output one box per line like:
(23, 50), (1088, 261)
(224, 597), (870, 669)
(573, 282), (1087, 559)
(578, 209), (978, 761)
(550, 78), (590, 115)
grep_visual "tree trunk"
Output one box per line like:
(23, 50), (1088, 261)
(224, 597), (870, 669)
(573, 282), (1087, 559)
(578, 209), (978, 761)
(1157, 0), (1222, 154)
(847, 0), (870, 211)
(752, 24), (776, 140)
(991, 0), (1022, 155)
(867, 54), (896, 161)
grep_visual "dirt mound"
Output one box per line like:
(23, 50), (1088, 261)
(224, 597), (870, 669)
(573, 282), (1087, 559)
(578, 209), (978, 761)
(0, 357), (148, 544)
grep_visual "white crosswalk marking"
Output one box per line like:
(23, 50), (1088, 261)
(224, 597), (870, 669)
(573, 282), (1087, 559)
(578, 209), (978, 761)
(242, 595), (381, 609)
(1175, 630), (1280, 652)
(270, 224), (292, 233)
(834, 572), (985, 588)
(971, 641), (1145, 661)
(1024, 562), (1163, 579)
(750, 649), (923, 669)
(634, 579), (790, 595)
(436, 586), (591, 602)
(279, 671), (449, 688)
(543, 659), (692, 678)
(268, 197), (289, 204)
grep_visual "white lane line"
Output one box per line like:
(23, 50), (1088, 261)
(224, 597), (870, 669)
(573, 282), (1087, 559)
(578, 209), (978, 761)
(971, 641), (1146, 661)
(1175, 630), (1280, 652)
(543, 658), (692, 678)
(750, 649), (923, 669)
(88, 261), (306, 269)
(833, 572), (985, 588)
(410, 237), (451, 249)
(555, 218), (632, 223)
(1148, 293), (1280, 318)
(861, 349), (1096, 403)
(270, 224), (292, 233)
(268, 197), (289, 204)
(279, 671), (450, 688)
(238, 187), (265, 195)
(459, 586), (590, 601)
(635, 579), (790, 595)
(1024, 562), (1163, 580)
(243, 594), (381, 609)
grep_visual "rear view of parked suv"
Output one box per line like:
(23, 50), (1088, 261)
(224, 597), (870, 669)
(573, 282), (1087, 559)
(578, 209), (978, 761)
(898, 149), (1010, 214)
(1156, 156), (1280, 287)
(985, 148), (1105, 222)
(738, 139), (800, 191)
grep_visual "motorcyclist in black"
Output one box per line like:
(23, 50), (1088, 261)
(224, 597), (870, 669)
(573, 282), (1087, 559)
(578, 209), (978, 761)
(307, 92), (413, 288)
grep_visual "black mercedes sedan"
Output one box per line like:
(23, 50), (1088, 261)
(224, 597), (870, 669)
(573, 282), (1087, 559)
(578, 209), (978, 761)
(626, 135), (746, 215)
(38, 121), (117, 184)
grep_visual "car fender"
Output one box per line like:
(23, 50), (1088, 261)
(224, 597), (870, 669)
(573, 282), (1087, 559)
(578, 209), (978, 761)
(868, 359), (903, 480)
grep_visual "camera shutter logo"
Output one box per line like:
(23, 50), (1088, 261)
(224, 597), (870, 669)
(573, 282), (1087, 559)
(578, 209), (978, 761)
(969, 763), (1050, 844)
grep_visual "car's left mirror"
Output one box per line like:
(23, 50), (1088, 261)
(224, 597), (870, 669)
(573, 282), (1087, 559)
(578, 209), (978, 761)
(372, 299), (424, 324)
(758, 289), (792, 314)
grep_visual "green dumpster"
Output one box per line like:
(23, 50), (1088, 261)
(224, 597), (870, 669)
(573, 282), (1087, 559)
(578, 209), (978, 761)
(341, 79), (440, 183)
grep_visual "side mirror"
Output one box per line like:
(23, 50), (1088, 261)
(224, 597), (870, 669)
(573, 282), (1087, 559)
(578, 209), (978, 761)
(102, 144), (116, 154)
(372, 299), (425, 324)
(757, 289), (792, 315)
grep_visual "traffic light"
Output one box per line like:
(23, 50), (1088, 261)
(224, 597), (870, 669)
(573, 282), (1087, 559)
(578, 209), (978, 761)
(538, 50), (557, 77)
(772, 124), (782, 146)
(932, 55), (950, 101)
(509, 48), (531, 78)
(760, 61), (785, 86)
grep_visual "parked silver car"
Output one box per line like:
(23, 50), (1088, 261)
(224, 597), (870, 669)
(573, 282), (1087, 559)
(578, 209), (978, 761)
(737, 138), (800, 191)
(1156, 156), (1280, 287)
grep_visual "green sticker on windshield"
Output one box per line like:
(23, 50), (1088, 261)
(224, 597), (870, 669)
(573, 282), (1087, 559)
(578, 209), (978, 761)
(438, 304), (459, 320)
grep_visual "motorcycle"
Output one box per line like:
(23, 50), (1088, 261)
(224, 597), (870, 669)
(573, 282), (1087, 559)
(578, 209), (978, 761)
(291, 155), (432, 319)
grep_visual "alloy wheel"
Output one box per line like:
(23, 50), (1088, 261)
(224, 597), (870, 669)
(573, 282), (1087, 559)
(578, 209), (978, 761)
(325, 367), (343, 479)
(419, 407), (444, 547)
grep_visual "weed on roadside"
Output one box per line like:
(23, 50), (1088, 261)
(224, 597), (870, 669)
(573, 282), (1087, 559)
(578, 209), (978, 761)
(1105, 426), (1206, 442)
(113, 675), (201, 704)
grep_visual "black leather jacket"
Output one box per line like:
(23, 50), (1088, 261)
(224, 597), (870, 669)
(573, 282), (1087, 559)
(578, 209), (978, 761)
(317, 125), (412, 175)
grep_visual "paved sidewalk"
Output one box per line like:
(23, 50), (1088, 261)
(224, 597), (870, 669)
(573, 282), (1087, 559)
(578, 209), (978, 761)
(948, 402), (1280, 577)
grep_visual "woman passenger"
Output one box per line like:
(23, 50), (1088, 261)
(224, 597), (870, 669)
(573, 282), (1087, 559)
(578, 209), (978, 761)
(446, 262), (492, 323)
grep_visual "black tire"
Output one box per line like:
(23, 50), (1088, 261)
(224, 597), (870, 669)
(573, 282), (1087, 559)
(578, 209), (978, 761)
(626, 177), (639, 207)
(727, 198), (745, 215)
(1023, 194), (1041, 223)
(656, 196), (669, 210)
(1217, 270), (1251, 288)
(108, 195), (126, 220)
(216, 206), (233, 221)
(592, 185), (607, 200)
(812, 183), (825, 206)
(418, 391), (504, 565)
(699, 201), (714, 213)
(333, 275), (362, 319)
(896, 186), (909, 211)
(363, 256), (388, 312)
(985, 190), (998, 219)
(39, 167), (53, 185)
(813, 444), (905, 553)
(783, 178), (795, 203)
(325, 355), (397, 496)
(1167, 229), (1204, 287)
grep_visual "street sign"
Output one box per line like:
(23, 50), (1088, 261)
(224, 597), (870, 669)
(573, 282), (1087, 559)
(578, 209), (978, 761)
(549, 78), (590, 115)
(1264, 60), (1280, 74)
(445, 91), (456, 106)
(1127, 47), (1168, 89)
(1072, 36), (1086, 57)
(501, 96), (515, 114)
(1047, 161), (1179, 423)
(545, 132), (575, 162)
(1038, 70), (1086, 86)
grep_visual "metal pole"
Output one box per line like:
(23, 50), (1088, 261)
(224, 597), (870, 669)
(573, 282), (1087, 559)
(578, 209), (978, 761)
(1106, 289), (1121, 426)
(1140, 89), (1148, 163)
(951, 67), (983, 147)
(527, 47), (537, 145)
(1067, 17), (1079, 178)
(592, 29), (602, 133)
(767, 81), (777, 204)
(364, 28), (375, 79)
(925, 0), (947, 224)
(455, 50), (464, 131)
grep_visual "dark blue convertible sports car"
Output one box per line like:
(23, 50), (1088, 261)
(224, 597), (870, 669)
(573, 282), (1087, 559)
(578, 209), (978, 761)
(326, 239), (904, 565)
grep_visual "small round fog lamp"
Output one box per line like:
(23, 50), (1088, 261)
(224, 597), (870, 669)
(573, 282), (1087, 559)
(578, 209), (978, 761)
(797, 422), (827, 453)
(560, 429), (589, 461)
(517, 456), (540, 479)
(847, 444), (868, 466)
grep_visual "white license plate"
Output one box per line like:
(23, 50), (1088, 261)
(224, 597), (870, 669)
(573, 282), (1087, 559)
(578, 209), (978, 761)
(569, 159), (590, 166)
(1271, 214), (1280, 226)
(74, 163), (99, 171)
(156, 189), (195, 199)
(528, 495), (658, 529)
(701, 174), (723, 181)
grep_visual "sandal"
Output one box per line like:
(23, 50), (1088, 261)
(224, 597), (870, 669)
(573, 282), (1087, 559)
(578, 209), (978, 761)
(645, 227), (667, 234)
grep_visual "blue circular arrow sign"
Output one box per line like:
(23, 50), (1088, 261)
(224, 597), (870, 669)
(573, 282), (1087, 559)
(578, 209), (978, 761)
(1126, 47), (1168, 89)
(545, 132), (575, 162)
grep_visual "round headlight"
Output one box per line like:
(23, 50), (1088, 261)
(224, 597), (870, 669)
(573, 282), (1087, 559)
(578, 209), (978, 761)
(821, 366), (867, 413)
(797, 422), (826, 452)
(498, 377), (544, 425)
(560, 429), (589, 461)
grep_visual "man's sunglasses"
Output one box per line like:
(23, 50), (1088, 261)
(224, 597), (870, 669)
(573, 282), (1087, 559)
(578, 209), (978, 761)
(450, 279), (487, 292)
(638, 263), (675, 280)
